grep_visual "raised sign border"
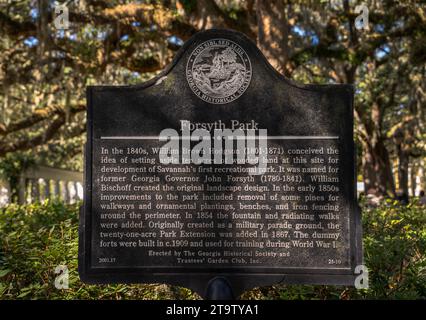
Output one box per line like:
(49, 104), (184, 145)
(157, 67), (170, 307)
(78, 28), (363, 297)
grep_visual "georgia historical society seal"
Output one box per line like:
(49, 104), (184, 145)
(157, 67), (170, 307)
(186, 39), (252, 104)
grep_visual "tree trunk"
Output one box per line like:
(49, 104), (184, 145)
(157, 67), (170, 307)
(362, 137), (395, 197)
(255, 0), (290, 75)
(37, 0), (49, 58)
(410, 162), (417, 197)
(420, 160), (426, 193)
(396, 144), (410, 197)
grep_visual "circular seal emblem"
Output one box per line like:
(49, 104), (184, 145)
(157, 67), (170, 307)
(186, 39), (252, 104)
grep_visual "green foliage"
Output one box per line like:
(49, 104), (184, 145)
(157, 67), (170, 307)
(0, 201), (198, 300)
(0, 152), (36, 180)
(241, 200), (426, 300)
(179, 0), (197, 13)
(0, 200), (425, 300)
(361, 200), (426, 299)
(0, 153), (36, 202)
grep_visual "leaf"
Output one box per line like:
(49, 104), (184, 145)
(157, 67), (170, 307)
(17, 290), (31, 298)
(0, 269), (11, 277)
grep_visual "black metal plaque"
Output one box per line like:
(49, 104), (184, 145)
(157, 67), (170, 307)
(79, 29), (362, 297)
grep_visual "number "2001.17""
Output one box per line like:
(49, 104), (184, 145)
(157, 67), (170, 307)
(99, 257), (116, 263)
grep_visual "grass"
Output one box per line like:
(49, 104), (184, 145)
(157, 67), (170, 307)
(0, 199), (425, 299)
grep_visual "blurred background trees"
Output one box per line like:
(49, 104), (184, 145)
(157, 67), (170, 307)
(0, 0), (425, 200)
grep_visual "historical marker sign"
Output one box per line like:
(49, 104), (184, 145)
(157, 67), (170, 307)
(79, 29), (362, 296)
